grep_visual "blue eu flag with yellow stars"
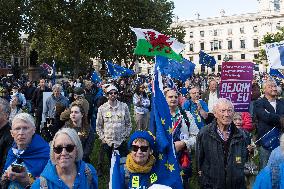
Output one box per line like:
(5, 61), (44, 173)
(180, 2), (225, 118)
(156, 55), (196, 82)
(105, 61), (135, 78)
(270, 68), (284, 79)
(199, 51), (216, 68)
(149, 63), (183, 188)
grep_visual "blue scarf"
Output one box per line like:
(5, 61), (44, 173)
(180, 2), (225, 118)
(4, 134), (50, 177)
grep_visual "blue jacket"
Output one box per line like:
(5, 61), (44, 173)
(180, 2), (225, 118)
(121, 164), (159, 189)
(182, 99), (208, 129)
(31, 160), (98, 189)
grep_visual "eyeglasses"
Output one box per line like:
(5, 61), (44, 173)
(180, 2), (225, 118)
(108, 92), (118, 95)
(53, 144), (75, 154)
(132, 145), (149, 152)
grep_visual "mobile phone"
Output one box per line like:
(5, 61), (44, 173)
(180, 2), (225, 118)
(11, 163), (25, 173)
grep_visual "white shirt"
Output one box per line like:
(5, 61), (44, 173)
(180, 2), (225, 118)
(208, 91), (218, 113)
(270, 100), (277, 112)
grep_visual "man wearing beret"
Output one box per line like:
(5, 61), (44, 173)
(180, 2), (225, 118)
(96, 85), (132, 175)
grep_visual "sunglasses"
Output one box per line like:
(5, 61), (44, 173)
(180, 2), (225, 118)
(108, 92), (118, 95)
(53, 144), (75, 154)
(132, 145), (149, 152)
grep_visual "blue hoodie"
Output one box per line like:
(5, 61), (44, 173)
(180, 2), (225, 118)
(31, 160), (98, 189)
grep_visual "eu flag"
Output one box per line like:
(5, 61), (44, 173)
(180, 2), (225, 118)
(270, 68), (284, 79)
(149, 63), (183, 188)
(91, 70), (102, 83)
(106, 61), (135, 78)
(109, 150), (123, 189)
(199, 51), (216, 68)
(156, 56), (195, 82)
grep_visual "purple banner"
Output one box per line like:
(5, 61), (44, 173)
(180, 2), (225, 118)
(219, 62), (254, 112)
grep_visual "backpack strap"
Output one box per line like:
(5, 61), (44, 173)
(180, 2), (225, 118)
(85, 163), (93, 187)
(39, 176), (48, 189)
(179, 108), (191, 130)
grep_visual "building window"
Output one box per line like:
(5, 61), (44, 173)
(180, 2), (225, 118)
(228, 28), (233, 35)
(190, 32), (193, 38)
(241, 54), (245, 59)
(210, 42), (214, 51)
(218, 55), (222, 60)
(253, 39), (259, 48)
(214, 40), (219, 50)
(200, 42), (204, 50)
(189, 44), (194, 51)
(201, 65), (205, 72)
(228, 40), (233, 49)
(200, 31), (204, 37)
(229, 55), (233, 60)
(253, 26), (258, 32)
(214, 29), (218, 36)
(277, 22), (281, 29)
(219, 41), (222, 49)
(138, 67), (142, 72)
(240, 40), (246, 48)
(189, 56), (193, 61)
(254, 54), (259, 59)
(212, 66), (216, 72)
(240, 27), (245, 34)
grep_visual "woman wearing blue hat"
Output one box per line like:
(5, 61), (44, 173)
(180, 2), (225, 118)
(120, 130), (159, 188)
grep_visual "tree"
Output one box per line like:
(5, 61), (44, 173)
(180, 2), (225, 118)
(23, 0), (182, 76)
(0, 0), (24, 62)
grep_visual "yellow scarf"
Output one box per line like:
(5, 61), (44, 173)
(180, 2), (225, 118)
(126, 154), (156, 174)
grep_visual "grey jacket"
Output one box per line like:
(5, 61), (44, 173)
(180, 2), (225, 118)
(44, 94), (69, 119)
(196, 120), (247, 189)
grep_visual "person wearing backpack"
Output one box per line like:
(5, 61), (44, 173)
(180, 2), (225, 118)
(164, 88), (199, 189)
(31, 128), (98, 189)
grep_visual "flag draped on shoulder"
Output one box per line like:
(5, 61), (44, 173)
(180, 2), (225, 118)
(199, 51), (216, 68)
(109, 150), (123, 189)
(149, 62), (183, 188)
(156, 55), (195, 82)
(270, 68), (284, 79)
(106, 61), (135, 78)
(130, 27), (185, 61)
(265, 41), (284, 69)
(91, 70), (102, 83)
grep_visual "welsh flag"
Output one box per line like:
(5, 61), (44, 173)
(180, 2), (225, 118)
(131, 27), (185, 61)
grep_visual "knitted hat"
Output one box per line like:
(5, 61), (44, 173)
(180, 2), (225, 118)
(128, 131), (155, 150)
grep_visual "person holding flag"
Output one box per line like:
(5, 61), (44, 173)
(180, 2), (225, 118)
(164, 88), (199, 189)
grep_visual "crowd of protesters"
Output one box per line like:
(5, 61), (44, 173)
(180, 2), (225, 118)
(0, 71), (283, 189)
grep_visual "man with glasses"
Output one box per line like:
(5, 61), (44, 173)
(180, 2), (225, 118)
(96, 85), (132, 175)
(254, 78), (284, 169)
(183, 86), (208, 129)
(196, 98), (248, 189)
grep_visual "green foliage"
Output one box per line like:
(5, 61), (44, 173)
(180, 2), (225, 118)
(0, 0), (24, 62)
(21, 0), (182, 76)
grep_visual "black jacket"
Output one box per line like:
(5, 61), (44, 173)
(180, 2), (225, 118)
(254, 97), (284, 140)
(0, 122), (13, 172)
(196, 120), (247, 189)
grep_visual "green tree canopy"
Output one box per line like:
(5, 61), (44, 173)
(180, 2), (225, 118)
(23, 0), (184, 76)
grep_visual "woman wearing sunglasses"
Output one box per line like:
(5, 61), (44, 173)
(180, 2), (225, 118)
(120, 130), (159, 188)
(164, 88), (199, 189)
(31, 128), (98, 189)
(63, 102), (94, 163)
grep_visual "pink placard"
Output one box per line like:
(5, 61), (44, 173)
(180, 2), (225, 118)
(219, 62), (254, 112)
